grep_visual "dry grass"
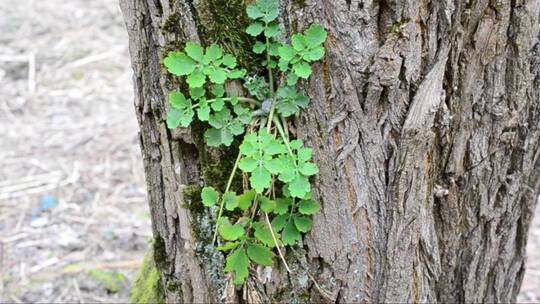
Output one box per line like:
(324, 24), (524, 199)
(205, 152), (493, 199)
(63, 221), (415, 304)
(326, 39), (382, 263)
(0, 0), (150, 302)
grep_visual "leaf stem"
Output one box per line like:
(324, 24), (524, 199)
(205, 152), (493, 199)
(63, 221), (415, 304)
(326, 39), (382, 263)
(192, 97), (261, 109)
(212, 150), (242, 243)
(265, 212), (291, 273)
(266, 36), (276, 131)
(272, 116), (294, 157)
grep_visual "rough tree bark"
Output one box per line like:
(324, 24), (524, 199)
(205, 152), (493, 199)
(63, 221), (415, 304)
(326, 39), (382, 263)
(120, 0), (540, 302)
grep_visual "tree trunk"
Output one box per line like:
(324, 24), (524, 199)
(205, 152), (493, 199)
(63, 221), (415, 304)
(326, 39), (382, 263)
(120, 0), (540, 302)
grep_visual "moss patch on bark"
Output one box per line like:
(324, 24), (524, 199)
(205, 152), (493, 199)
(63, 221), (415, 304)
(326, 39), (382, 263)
(130, 250), (164, 304)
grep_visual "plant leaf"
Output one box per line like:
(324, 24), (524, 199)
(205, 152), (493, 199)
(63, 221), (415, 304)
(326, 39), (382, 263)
(253, 221), (277, 248)
(224, 191), (238, 211)
(260, 197), (276, 213)
(274, 197), (292, 215)
(250, 166), (272, 193)
(224, 247), (249, 285)
(167, 107), (194, 129)
(299, 162), (319, 176)
(305, 24), (327, 47)
(228, 69), (246, 79)
(211, 84), (225, 97)
(222, 54), (237, 68)
(247, 243), (274, 266)
(201, 186), (219, 207)
(239, 157), (258, 172)
(278, 45), (295, 61)
(237, 190), (256, 210)
(185, 42), (204, 62)
(288, 175), (311, 198)
(264, 23), (280, 38)
(187, 69), (206, 88)
(253, 41), (266, 54)
(276, 86), (309, 117)
(210, 98), (225, 111)
(196, 102), (210, 121)
(286, 73), (298, 86)
(204, 44), (222, 63)
(189, 87), (205, 99)
(293, 215), (312, 232)
(291, 34), (308, 51)
(282, 219), (300, 245)
(209, 68), (228, 84)
(271, 214), (288, 231)
(218, 219), (245, 241)
(246, 22), (264, 36)
(304, 46), (325, 61)
(246, 4), (264, 19)
(164, 52), (196, 76)
(298, 199), (320, 215)
(169, 91), (189, 109)
(293, 62), (312, 79)
(217, 241), (240, 251)
(256, 0), (279, 23)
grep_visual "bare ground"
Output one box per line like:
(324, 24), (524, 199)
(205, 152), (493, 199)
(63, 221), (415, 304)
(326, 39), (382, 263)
(0, 0), (538, 303)
(0, 0), (150, 302)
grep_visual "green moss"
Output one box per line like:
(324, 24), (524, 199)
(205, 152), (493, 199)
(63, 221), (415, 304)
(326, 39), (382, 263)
(291, 0), (306, 9)
(130, 251), (164, 304)
(163, 12), (181, 33)
(153, 235), (169, 272)
(88, 269), (126, 293)
(202, 145), (243, 193)
(198, 0), (261, 70)
(182, 185), (204, 214)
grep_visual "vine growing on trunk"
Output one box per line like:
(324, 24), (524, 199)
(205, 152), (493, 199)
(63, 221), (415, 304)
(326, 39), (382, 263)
(164, 0), (326, 285)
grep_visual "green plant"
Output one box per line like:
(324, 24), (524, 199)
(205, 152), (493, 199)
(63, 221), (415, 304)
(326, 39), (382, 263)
(164, 0), (326, 285)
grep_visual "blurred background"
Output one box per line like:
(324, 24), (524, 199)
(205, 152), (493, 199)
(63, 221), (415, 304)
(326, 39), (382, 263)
(0, 0), (150, 302)
(0, 0), (538, 303)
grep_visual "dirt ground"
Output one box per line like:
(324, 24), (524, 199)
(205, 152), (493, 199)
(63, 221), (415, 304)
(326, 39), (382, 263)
(0, 0), (150, 302)
(0, 0), (538, 303)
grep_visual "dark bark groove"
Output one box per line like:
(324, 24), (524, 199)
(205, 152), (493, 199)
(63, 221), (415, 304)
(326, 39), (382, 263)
(120, 0), (540, 302)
